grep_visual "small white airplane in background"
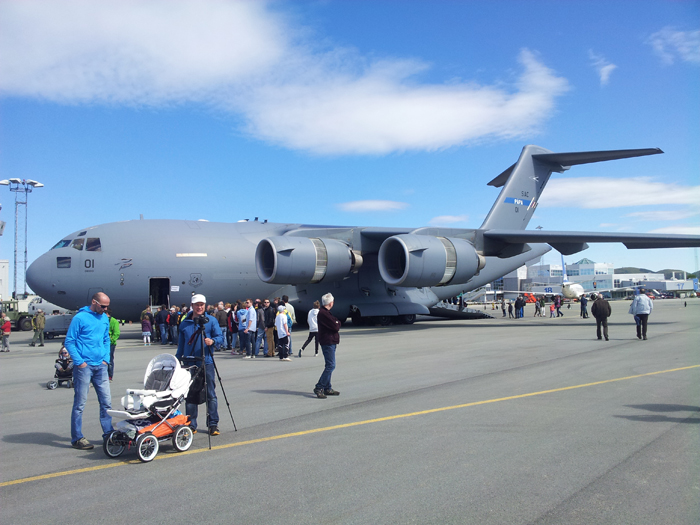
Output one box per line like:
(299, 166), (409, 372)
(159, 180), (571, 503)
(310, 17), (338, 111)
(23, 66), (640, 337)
(560, 255), (585, 299)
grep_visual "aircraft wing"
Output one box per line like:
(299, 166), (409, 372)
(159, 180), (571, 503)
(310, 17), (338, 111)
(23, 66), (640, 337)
(483, 230), (700, 256)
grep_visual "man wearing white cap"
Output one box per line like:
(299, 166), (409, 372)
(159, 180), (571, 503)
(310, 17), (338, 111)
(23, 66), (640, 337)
(176, 294), (224, 435)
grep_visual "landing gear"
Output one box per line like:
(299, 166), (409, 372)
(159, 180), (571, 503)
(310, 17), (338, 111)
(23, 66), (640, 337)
(399, 314), (416, 325)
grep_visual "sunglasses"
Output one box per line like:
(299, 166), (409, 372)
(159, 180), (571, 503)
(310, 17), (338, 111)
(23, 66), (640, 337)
(93, 301), (109, 309)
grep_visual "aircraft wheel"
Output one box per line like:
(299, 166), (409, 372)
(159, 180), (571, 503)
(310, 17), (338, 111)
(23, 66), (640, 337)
(47, 379), (58, 390)
(136, 432), (159, 462)
(172, 425), (194, 452)
(375, 316), (392, 326)
(351, 313), (364, 326)
(399, 314), (416, 325)
(103, 431), (126, 458)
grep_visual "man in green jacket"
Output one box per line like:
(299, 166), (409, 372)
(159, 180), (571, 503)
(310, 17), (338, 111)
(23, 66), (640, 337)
(30, 309), (45, 347)
(106, 308), (120, 381)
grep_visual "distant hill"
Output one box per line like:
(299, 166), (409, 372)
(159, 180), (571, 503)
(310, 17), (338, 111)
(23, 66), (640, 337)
(614, 267), (696, 279)
(614, 267), (655, 274)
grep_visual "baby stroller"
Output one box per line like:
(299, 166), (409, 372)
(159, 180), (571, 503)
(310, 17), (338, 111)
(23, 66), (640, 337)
(47, 347), (74, 389)
(104, 354), (195, 462)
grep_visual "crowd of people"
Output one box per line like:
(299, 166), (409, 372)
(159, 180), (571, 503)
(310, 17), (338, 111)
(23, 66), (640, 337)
(54, 289), (343, 449)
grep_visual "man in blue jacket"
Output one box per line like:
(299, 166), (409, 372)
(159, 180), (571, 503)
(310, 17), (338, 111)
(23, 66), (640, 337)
(64, 292), (113, 450)
(176, 294), (224, 436)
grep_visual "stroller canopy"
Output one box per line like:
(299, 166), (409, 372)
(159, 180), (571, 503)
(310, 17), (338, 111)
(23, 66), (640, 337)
(144, 354), (190, 399)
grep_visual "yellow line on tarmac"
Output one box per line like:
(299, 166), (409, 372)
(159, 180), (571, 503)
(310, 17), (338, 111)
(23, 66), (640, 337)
(2, 364), (698, 488)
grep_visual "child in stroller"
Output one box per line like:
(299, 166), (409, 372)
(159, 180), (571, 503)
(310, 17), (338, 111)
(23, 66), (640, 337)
(47, 346), (74, 389)
(104, 354), (196, 462)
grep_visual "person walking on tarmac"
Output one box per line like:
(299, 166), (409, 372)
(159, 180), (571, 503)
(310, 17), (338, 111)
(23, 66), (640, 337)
(591, 293), (612, 341)
(176, 294), (224, 436)
(30, 309), (45, 347)
(629, 290), (654, 340)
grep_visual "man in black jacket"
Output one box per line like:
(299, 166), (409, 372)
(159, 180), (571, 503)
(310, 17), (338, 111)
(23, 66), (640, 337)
(314, 293), (341, 399)
(590, 293), (612, 341)
(263, 300), (276, 357)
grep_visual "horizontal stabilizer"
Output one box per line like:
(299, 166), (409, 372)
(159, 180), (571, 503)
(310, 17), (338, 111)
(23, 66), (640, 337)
(532, 148), (663, 167)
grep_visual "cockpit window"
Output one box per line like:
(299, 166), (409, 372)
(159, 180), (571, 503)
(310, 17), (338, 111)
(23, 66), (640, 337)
(57, 257), (71, 268)
(70, 238), (84, 251)
(51, 239), (71, 250)
(77, 231), (87, 237)
(86, 238), (101, 252)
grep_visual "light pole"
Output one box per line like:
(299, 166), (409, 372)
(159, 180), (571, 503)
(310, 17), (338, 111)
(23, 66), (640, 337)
(0, 178), (44, 298)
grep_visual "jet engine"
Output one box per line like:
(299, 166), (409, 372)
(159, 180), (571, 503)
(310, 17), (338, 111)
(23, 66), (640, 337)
(256, 237), (359, 285)
(378, 234), (485, 287)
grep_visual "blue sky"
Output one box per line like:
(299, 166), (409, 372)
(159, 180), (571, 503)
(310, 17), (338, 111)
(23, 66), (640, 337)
(1, 0), (699, 289)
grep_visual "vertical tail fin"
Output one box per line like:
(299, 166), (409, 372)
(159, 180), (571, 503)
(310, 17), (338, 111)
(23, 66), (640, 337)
(479, 146), (663, 231)
(561, 253), (569, 284)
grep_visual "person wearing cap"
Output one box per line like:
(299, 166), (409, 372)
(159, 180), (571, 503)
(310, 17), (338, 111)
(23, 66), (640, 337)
(29, 309), (45, 347)
(314, 293), (342, 399)
(275, 305), (291, 361)
(176, 294), (224, 435)
(64, 292), (113, 450)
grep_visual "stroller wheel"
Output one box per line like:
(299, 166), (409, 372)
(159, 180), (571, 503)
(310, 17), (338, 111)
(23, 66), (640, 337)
(103, 431), (126, 458)
(136, 432), (159, 462)
(172, 425), (194, 452)
(47, 380), (58, 390)
(67, 380), (73, 389)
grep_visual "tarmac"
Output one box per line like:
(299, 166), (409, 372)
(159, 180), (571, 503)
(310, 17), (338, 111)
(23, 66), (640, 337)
(1, 298), (698, 524)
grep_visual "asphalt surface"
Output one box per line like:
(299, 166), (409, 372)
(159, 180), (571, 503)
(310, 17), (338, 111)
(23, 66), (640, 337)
(1, 299), (698, 524)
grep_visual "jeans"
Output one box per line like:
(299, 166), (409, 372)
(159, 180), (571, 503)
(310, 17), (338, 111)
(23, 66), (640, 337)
(186, 363), (218, 430)
(71, 363), (113, 443)
(239, 331), (250, 356)
(159, 324), (168, 345)
(255, 327), (267, 356)
(218, 327), (227, 351)
(315, 344), (336, 392)
(108, 344), (116, 379)
(169, 325), (178, 345)
(230, 331), (238, 350)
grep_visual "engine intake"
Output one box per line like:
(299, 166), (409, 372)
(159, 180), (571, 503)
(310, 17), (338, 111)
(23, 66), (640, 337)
(378, 234), (485, 287)
(256, 237), (357, 285)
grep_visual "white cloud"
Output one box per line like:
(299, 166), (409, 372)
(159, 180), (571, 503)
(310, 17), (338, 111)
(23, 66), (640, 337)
(539, 177), (700, 209)
(428, 215), (469, 226)
(626, 210), (700, 221)
(648, 225), (700, 235)
(589, 51), (617, 86)
(647, 27), (700, 65)
(337, 200), (409, 212)
(0, 1), (570, 155)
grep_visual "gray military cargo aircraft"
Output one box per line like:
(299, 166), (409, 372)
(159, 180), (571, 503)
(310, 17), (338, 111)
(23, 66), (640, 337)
(26, 145), (700, 324)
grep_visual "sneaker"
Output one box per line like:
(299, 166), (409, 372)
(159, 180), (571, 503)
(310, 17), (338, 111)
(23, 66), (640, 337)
(190, 426), (198, 434)
(39, 344), (44, 347)
(71, 437), (94, 450)
(243, 355), (252, 359)
(324, 389), (340, 396)
(29, 343), (36, 347)
(282, 357), (292, 361)
(314, 389), (327, 399)
(209, 426), (220, 436)
(252, 355), (256, 359)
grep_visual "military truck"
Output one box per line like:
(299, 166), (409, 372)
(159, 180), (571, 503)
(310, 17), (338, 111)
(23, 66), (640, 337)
(1, 299), (33, 331)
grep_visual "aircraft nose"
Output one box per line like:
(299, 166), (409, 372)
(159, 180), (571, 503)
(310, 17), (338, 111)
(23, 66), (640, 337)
(26, 254), (53, 298)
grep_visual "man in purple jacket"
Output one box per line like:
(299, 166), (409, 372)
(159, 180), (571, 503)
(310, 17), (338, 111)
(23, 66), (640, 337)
(314, 293), (342, 399)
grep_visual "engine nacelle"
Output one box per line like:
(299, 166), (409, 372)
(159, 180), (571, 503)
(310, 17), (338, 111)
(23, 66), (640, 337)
(256, 237), (356, 285)
(378, 234), (485, 287)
